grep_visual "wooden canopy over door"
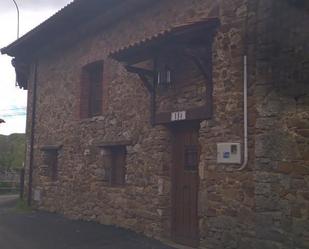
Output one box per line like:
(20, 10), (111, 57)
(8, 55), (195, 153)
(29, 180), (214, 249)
(171, 123), (200, 247)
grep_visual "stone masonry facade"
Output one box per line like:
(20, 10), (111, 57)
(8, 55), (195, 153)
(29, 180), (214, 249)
(19, 0), (309, 248)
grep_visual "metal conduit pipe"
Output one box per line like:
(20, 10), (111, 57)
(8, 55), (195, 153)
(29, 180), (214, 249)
(27, 61), (38, 206)
(237, 55), (248, 171)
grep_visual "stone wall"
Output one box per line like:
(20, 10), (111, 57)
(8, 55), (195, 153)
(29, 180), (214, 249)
(22, 0), (309, 248)
(253, 1), (309, 248)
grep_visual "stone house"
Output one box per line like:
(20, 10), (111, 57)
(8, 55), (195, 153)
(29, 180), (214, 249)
(1, 0), (308, 248)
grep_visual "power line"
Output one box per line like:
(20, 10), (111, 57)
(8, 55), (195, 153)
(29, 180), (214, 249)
(1, 107), (26, 109)
(1, 113), (26, 117)
(2, 111), (26, 114)
(0, 112), (27, 115)
(0, 107), (27, 117)
(0, 107), (27, 112)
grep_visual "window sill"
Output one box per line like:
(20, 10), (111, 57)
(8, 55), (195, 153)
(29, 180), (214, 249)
(109, 184), (126, 188)
(79, 115), (105, 124)
(97, 180), (126, 188)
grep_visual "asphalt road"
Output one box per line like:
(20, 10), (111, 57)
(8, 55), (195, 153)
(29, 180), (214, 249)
(0, 195), (174, 249)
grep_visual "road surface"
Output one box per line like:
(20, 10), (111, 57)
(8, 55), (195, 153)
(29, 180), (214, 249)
(0, 195), (174, 249)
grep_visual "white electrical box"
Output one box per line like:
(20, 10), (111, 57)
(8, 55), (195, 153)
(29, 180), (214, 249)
(33, 189), (41, 202)
(217, 143), (241, 164)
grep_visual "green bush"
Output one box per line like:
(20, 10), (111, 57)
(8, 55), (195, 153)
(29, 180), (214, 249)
(0, 181), (19, 195)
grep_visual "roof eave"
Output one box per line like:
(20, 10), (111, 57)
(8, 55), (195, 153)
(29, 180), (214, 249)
(1, 0), (159, 58)
(0, 0), (127, 57)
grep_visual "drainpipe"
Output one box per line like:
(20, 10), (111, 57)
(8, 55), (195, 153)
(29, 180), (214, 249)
(237, 55), (248, 171)
(151, 58), (157, 126)
(236, 0), (251, 171)
(27, 61), (38, 206)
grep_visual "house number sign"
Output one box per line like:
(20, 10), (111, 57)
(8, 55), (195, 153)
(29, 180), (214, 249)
(171, 111), (186, 121)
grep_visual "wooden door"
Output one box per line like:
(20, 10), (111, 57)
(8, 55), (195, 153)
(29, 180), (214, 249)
(171, 124), (199, 247)
(110, 146), (126, 186)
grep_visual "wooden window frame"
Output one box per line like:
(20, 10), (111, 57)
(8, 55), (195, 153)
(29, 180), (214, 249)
(41, 146), (60, 181)
(184, 145), (199, 171)
(80, 61), (104, 119)
(100, 145), (127, 187)
(109, 146), (126, 186)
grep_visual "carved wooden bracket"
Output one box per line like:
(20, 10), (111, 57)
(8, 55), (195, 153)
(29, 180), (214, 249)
(125, 65), (155, 93)
(109, 18), (219, 126)
(11, 58), (30, 90)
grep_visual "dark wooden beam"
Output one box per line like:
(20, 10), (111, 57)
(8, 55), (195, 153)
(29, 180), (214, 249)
(125, 65), (154, 76)
(184, 48), (210, 82)
(124, 65), (155, 92)
(184, 45), (214, 119)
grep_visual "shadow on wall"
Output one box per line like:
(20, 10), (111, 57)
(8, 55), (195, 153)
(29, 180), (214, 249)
(260, 0), (309, 99)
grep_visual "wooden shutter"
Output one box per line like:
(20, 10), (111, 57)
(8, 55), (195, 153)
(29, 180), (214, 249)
(80, 61), (103, 119)
(111, 146), (126, 186)
(80, 69), (90, 119)
(50, 150), (58, 180)
(89, 64), (103, 117)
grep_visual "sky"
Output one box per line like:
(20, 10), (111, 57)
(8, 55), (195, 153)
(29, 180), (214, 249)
(0, 0), (72, 135)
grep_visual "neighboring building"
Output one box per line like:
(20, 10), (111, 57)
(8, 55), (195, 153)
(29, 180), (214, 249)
(1, 0), (308, 248)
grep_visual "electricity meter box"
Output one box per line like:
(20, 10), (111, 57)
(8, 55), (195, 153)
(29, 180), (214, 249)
(217, 143), (241, 164)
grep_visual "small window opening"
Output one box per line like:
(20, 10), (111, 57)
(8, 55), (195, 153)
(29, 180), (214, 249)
(102, 146), (127, 186)
(184, 145), (198, 171)
(42, 149), (59, 180)
(157, 65), (173, 89)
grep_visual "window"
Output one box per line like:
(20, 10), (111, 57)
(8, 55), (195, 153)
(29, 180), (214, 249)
(102, 146), (126, 186)
(80, 61), (103, 119)
(41, 148), (59, 180)
(184, 145), (198, 171)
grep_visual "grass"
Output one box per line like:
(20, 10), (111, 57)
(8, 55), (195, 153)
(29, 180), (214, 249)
(14, 198), (33, 213)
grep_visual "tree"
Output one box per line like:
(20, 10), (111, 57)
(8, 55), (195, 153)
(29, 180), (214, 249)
(0, 134), (25, 173)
